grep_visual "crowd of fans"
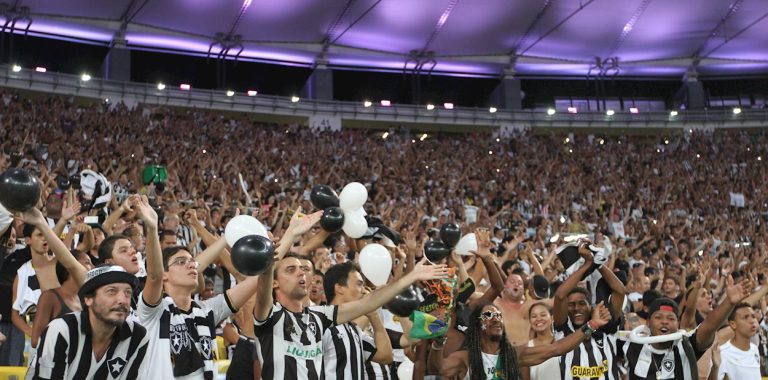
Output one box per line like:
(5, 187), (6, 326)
(0, 91), (767, 379)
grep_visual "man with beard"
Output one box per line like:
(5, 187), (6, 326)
(31, 265), (149, 379)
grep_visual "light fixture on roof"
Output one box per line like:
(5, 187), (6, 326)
(80, 73), (91, 82)
(489, 107), (497, 113)
(382, 132), (389, 139)
(157, 83), (166, 90)
(669, 110), (678, 117)
(606, 109), (615, 116)
(443, 102), (454, 110)
(291, 96), (300, 103)
(247, 90), (258, 96)
(598, 138), (605, 145)
(363, 100), (372, 107)
(11, 64), (21, 72)
(547, 108), (556, 116)
(567, 107), (578, 114)
(420, 133), (428, 141)
(35, 66), (46, 73)
(226, 90), (235, 97)
(733, 107), (742, 115)
(180, 84), (191, 90)
(426, 104), (435, 111)
(629, 107), (639, 114)
(380, 100), (391, 107)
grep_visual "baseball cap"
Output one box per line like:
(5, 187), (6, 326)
(648, 297), (679, 317)
(78, 265), (137, 299)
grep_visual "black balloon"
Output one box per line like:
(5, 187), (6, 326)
(439, 223), (461, 247)
(310, 185), (339, 210)
(320, 207), (345, 233)
(424, 240), (451, 262)
(0, 168), (41, 212)
(231, 235), (275, 276)
(386, 286), (420, 317)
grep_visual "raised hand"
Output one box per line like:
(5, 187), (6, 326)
(578, 240), (595, 263)
(60, 200), (81, 221)
(285, 207), (323, 238)
(19, 207), (46, 227)
(473, 227), (493, 258)
(589, 301), (612, 329)
(410, 256), (450, 282)
(725, 275), (753, 304)
(133, 195), (158, 229)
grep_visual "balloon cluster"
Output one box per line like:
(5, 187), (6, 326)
(225, 215), (274, 276)
(0, 168), (41, 212)
(423, 223), (461, 262)
(310, 183), (368, 238)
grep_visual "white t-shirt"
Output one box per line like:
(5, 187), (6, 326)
(717, 340), (761, 380)
(462, 352), (500, 380)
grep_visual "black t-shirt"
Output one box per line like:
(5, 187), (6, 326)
(0, 248), (31, 319)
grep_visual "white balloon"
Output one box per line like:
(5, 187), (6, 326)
(397, 358), (414, 380)
(454, 233), (478, 256)
(359, 243), (392, 286)
(339, 182), (368, 211)
(342, 209), (368, 238)
(224, 215), (268, 247)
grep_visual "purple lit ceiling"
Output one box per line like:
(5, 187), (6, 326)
(12, 0), (768, 77)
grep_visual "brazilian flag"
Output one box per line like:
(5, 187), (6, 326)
(409, 311), (449, 339)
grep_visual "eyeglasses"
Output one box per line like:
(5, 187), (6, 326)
(480, 311), (503, 321)
(169, 257), (198, 269)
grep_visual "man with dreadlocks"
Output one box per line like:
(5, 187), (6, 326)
(428, 300), (612, 379)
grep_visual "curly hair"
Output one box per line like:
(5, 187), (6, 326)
(463, 302), (521, 380)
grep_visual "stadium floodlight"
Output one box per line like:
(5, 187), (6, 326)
(157, 83), (166, 90)
(489, 107), (497, 113)
(547, 108), (556, 116)
(629, 107), (639, 114)
(426, 104), (435, 111)
(443, 103), (454, 110)
(35, 66), (47, 73)
(81, 73), (91, 82)
(669, 110), (678, 117)
(363, 100), (372, 107)
(380, 100), (391, 106)
(180, 84), (191, 90)
(733, 107), (742, 115)
(226, 90), (235, 97)
(606, 110), (615, 116)
(291, 96), (300, 103)
(247, 90), (257, 96)
(11, 65), (21, 72)
(567, 107), (577, 114)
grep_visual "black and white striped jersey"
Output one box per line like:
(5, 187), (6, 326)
(32, 312), (148, 379)
(322, 322), (377, 380)
(138, 293), (236, 379)
(617, 331), (706, 380)
(254, 302), (338, 380)
(555, 319), (622, 380)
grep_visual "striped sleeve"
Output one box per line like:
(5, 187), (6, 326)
(33, 319), (70, 380)
(361, 333), (376, 362)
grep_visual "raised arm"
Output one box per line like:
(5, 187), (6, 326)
(696, 275), (752, 350)
(596, 262), (627, 319)
(135, 195), (163, 306)
(553, 243), (594, 327)
(253, 208), (322, 321)
(21, 208), (87, 286)
(337, 257), (449, 324)
(518, 302), (611, 367)
(472, 228), (505, 305)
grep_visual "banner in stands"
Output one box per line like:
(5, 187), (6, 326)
(308, 115), (342, 132)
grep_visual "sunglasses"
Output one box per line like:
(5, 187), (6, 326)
(480, 311), (503, 321)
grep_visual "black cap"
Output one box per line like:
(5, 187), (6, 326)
(648, 297), (679, 317)
(532, 275), (550, 299)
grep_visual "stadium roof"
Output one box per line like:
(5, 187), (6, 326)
(12, 0), (768, 77)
